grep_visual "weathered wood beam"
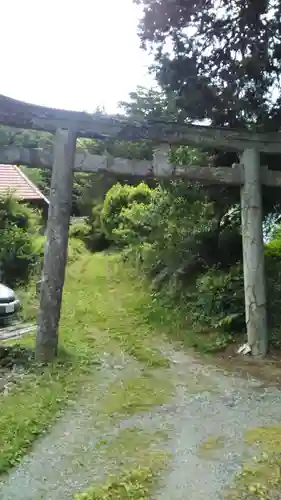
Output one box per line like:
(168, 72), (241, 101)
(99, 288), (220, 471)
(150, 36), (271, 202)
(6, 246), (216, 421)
(0, 94), (125, 140)
(0, 144), (244, 184)
(240, 149), (267, 357)
(0, 146), (54, 170)
(1, 94), (281, 152)
(35, 128), (76, 362)
(3, 144), (281, 186)
(118, 123), (281, 154)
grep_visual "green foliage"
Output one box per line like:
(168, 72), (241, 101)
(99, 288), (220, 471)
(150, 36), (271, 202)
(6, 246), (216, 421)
(0, 193), (40, 231)
(111, 85), (281, 347)
(264, 236), (281, 338)
(136, 0), (281, 132)
(67, 238), (88, 264)
(193, 265), (244, 332)
(113, 180), (241, 291)
(114, 201), (153, 247)
(268, 220), (281, 244)
(100, 178), (243, 347)
(98, 173), (281, 346)
(188, 234), (281, 341)
(69, 207), (110, 253)
(0, 228), (37, 286)
(20, 167), (47, 193)
(265, 239), (281, 260)
(69, 219), (91, 240)
(119, 84), (185, 123)
(102, 183), (153, 243)
(170, 145), (209, 166)
(74, 462), (165, 500)
(0, 194), (42, 286)
(135, 0), (281, 224)
(86, 203), (110, 252)
(0, 126), (53, 148)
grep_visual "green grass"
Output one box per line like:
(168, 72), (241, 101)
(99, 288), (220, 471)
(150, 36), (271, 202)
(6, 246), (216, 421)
(116, 259), (234, 355)
(197, 435), (225, 459)
(1, 251), (177, 475)
(225, 426), (281, 499)
(76, 424), (169, 498)
(0, 354), (97, 472)
(73, 453), (167, 500)
(95, 427), (169, 461)
(101, 372), (172, 417)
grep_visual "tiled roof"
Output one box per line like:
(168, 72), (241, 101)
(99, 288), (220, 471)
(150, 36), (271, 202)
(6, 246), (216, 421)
(0, 164), (49, 203)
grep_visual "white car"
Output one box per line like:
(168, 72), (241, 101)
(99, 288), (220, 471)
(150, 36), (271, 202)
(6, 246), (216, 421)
(0, 284), (20, 319)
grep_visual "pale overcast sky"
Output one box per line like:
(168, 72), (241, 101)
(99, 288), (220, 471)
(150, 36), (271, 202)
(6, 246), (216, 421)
(0, 0), (155, 114)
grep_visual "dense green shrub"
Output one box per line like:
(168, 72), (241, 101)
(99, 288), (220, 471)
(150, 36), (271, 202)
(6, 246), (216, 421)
(0, 194), (42, 286)
(0, 194), (40, 232)
(264, 237), (281, 334)
(69, 219), (91, 240)
(0, 227), (37, 286)
(115, 181), (231, 286)
(265, 238), (281, 260)
(114, 201), (154, 247)
(102, 183), (153, 243)
(67, 237), (88, 263)
(86, 203), (111, 252)
(105, 180), (242, 297)
(69, 206), (110, 253)
(188, 237), (281, 338)
(193, 265), (244, 332)
(100, 178), (281, 342)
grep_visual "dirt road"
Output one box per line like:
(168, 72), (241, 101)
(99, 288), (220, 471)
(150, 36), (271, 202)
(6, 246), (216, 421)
(1, 344), (281, 499)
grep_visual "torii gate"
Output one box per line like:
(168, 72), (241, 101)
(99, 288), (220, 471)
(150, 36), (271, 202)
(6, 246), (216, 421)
(1, 94), (281, 361)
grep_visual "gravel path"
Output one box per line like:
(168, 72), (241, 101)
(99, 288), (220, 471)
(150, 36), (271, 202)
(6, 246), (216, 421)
(153, 347), (281, 499)
(1, 344), (281, 499)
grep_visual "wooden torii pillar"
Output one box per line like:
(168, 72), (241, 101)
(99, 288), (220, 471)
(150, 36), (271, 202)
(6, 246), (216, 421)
(240, 149), (266, 356)
(1, 95), (281, 360)
(36, 128), (77, 360)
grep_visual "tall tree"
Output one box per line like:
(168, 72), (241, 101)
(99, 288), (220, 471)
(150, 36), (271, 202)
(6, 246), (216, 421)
(135, 0), (281, 131)
(135, 0), (281, 218)
(119, 85), (186, 122)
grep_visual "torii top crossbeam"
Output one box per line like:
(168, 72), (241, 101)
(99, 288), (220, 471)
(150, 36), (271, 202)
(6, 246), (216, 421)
(1, 94), (281, 153)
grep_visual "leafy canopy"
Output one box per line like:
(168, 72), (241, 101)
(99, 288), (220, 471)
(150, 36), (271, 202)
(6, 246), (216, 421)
(135, 0), (281, 131)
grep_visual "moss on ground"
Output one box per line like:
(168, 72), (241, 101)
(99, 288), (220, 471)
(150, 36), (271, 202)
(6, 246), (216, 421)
(197, 435), (225, 459)
(245, 426), (281, 451)
(225, 426), (281, 499)
(73, 426), (169, 499)
(101, 372), (173, 417)
(73, 452), (167, 500)
(96, 427), (169, 464)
